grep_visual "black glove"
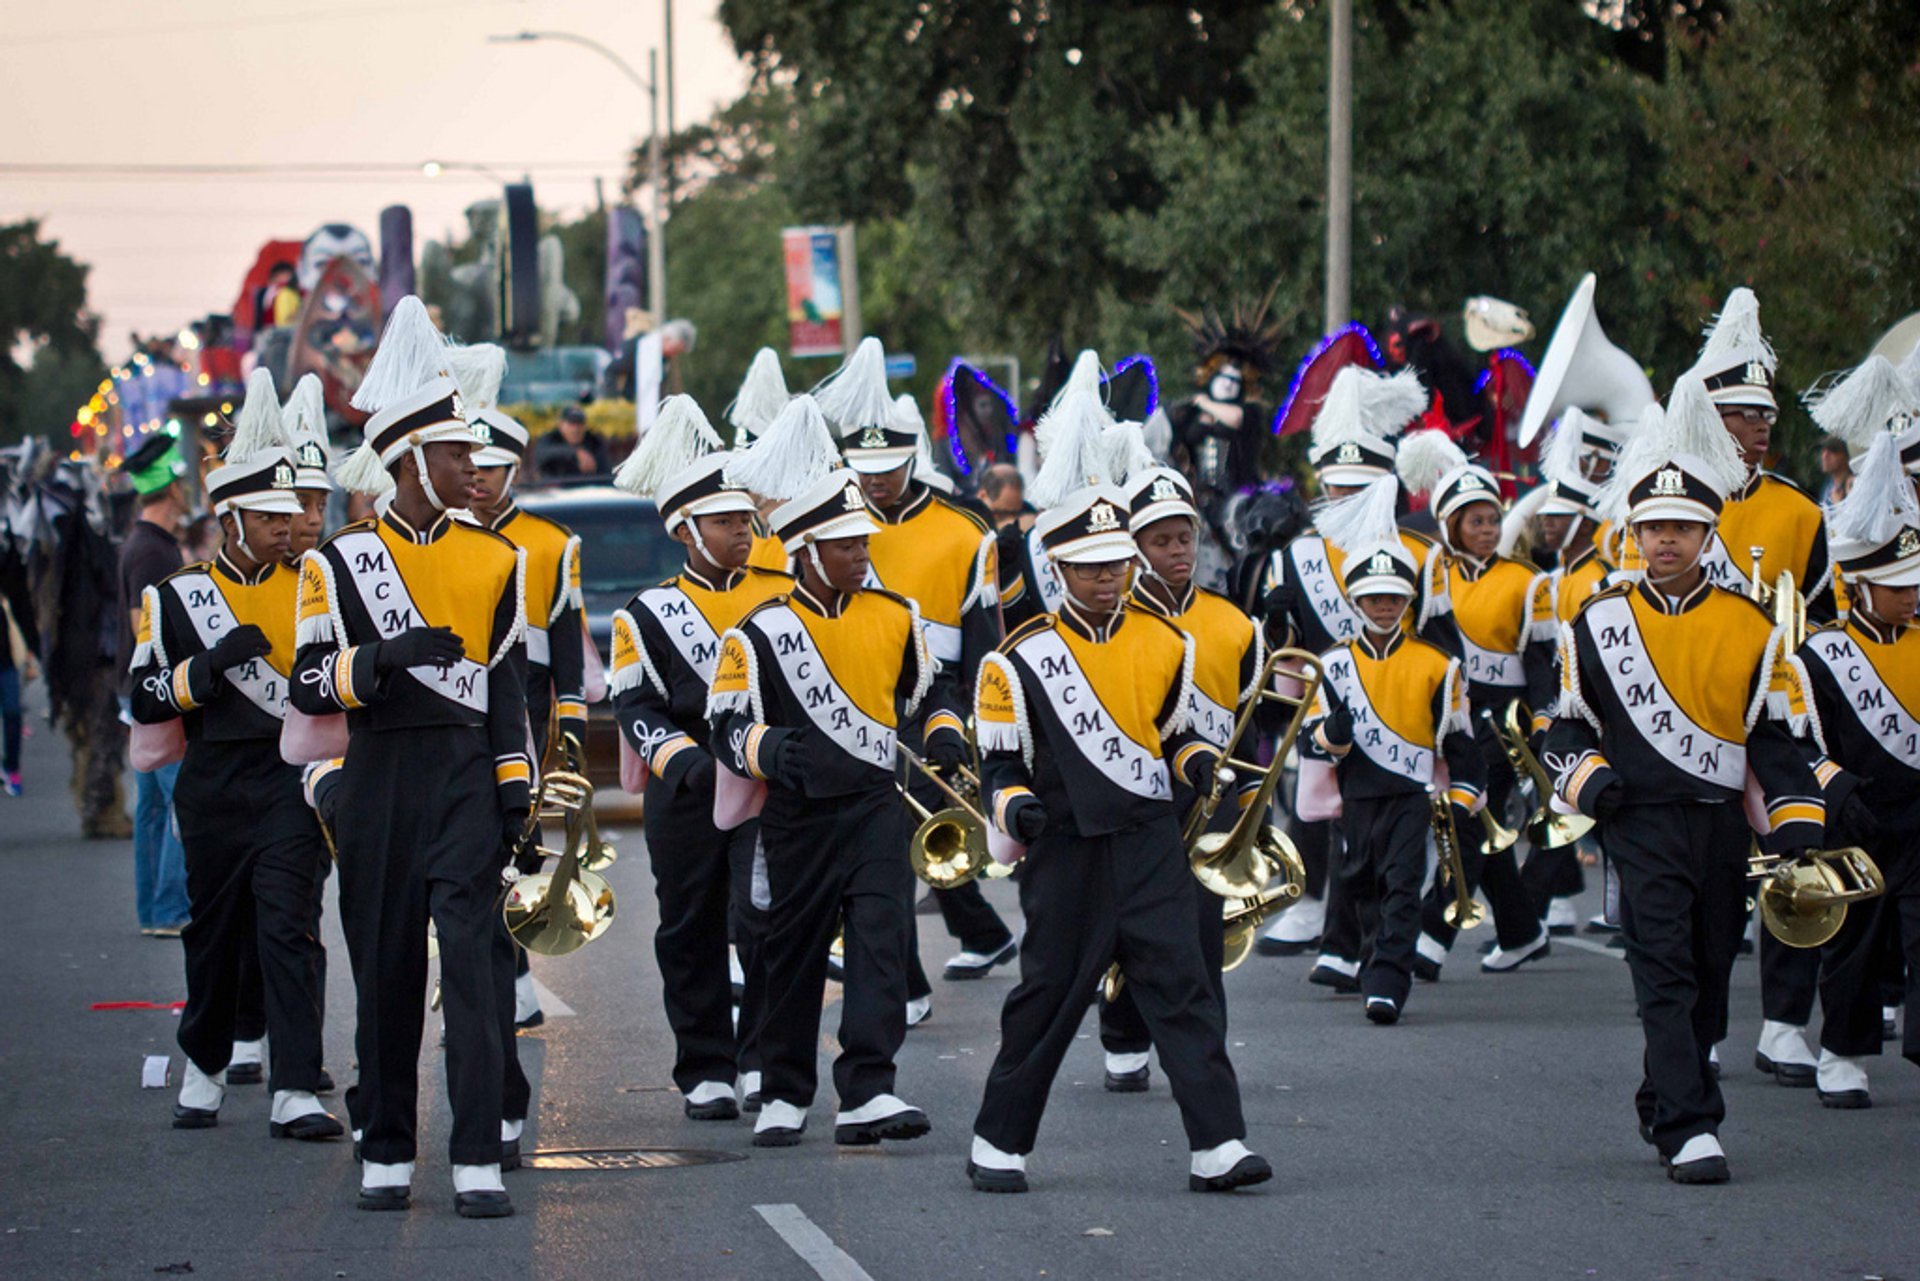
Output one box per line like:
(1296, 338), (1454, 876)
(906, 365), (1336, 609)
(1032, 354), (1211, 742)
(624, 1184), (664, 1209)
(1008, 796), (1047, 843)
(1321, 705), (1353, 750)
(1592, 781), (1625, 822)
(207, 623), (272, 673)
(501, 807), (531, 859)
(925, 734), (969, 776)
(771, 736), (809, 791)
(376, 626), (464, 673)
(1837, 794), (1880, 846)
(684, 754), (717, 797)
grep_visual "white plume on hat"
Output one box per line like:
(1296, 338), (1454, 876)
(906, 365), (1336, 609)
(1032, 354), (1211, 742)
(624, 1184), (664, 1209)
(349, 295), (450, 416)
(1029, 388), (1118, 509)
(1898, 336), (1920, 393)
(613, 394), (722, 499)
(282, 374), (328, 453)
(724, 394), (841, 500)
(1394, 429), (1469, 500)
(894, 394), (954, 494)
(1141, 405), (1174, 461)
(1696, 286), (1776, 373)
(1316, 473), (1401, 554)
(1310, 368), (1370, 455)
(1104, 419), (1157, 486)
(1539, 409), (1587, 486)
(1356, 367), (1428, 437)
(1829, 431), (1920, 551)
(1036, 349), (1106, 459)
(728, 347), (790, 441)
(227, 368), (287, 461)
(1596, 403), (1667, 525)
(1664, 372), (1751, 495)
(1498, 482), (1557, 558)
(812, 337), (894, 435)
(1806, 355), (1917, 450)
(446, 342), (505, 414)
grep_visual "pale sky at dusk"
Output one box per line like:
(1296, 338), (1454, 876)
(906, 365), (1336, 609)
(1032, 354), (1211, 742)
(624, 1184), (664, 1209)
(1, 0), (748, 358)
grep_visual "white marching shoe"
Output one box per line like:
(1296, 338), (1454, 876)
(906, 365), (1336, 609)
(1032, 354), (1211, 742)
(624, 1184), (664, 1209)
(502, 1117), (525, 1171)
(453, 1163), (512, 1218)
(1189, 1139), (1272, 1192)
(1256, 895), (1324, 955)
(1755, 1020), (1817, 1087)
(737, 1070), (763, 1114)
(753, 1099), (808, 1148)
(1544, 897), (1579, 933)
(1665, 1133), (1729, 1184)
(514, 971), (543, 1029)
(269, 1090), (343, 1141)
(226, 1037), (265, 1084)
(685, 1079), (740, 1120)
(1481, 928), (1551, 973)
(1816, 1049), (1871, 1109)
(905, 995), (933, 1028)
(967, 1135), (1028, 1193)
(834, 1093), (931, 1145)
(358, 1161), (413, 1211)
(172, 1061), (225, 1129)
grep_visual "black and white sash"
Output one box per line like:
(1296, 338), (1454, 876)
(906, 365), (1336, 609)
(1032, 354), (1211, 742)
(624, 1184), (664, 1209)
(1017, 630), (1170, 800)
(330, 530), (488, 712)
(753, 604), (897, 769)
(1291, 537), (1363, 645)
(1799, 631), (1920, 768)
(167, 572), (287, 720)
(1027, 526), (1066, 615)
(639, 584), (724, 682)
(1583, 593), (1745, 789)
(1322, 645), (1436, 785)
(1458, 628), (1525, 689)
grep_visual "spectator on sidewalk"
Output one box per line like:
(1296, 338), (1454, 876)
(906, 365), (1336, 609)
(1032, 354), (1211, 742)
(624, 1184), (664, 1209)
(531, 405), (608, 480)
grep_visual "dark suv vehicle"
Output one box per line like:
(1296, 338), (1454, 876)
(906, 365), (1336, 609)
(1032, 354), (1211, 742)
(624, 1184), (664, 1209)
(515, 484), (683, 792)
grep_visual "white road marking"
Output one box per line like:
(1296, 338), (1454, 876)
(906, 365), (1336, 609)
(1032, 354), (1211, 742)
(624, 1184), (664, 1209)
(531, 976), (576, 1016)
(754, 1204), (876, 1281)
(1556, 935), (1626, 961)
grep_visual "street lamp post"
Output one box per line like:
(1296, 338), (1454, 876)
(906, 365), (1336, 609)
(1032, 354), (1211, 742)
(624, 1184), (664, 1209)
(489, 30), (666, 323)
(1323, 0), (1353, 335)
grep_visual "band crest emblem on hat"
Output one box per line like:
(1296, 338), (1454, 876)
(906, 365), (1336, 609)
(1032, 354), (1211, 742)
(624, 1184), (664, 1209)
(1369, 550), (1396, 575)
(470, 420), (492, 445)
(842, 482), (865, 511)
(297, 442), (325, 468)
(273, 462), (296, 489)
(1898, 528), (1920, 557)
(858, 426), (888, 449)
(1150, 477), (1182, 501)
(1086, 501), (1121, 533)
(1744, 360), (1771, 387)
(1649, 466), (1687, 498)
(1335, 442), (1362, 463)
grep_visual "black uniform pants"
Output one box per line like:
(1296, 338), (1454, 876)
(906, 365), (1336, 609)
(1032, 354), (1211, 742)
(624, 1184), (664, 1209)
(759, 785), (911, 1110)
(1421, 715), (1541, 952)
(974, 815), (1246, 1155)
(643, 771), (762, 1091)
(1100, 876), (1226, 1055)
(233, 841), (330, 1047)
(1292, 813), (1332, 901)
(1604, 801), (1748, 1157)
(1760, 923), (1822, 1026)
(731, 829), (772, 1080)
(1818, 833), (1920, 1061)
(173, 743), (328, 1094)
(1340, 792), (1431, 1006)
(335, 725), (509, 1166)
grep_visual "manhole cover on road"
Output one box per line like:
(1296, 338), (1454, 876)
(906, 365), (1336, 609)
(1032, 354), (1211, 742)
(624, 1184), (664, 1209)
(522, 1147), (747, 1171)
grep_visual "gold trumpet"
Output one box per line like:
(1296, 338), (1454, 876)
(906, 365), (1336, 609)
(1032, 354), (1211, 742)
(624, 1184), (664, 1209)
(502, 744), (617, 957)
(1429, 786), (1487, 930)
(1747, 546), (1806, 649)
(1106, 648), (1321, 1001)
(1747, 846), (1884, 949)
(896, 742), (1011, 891)
(1495, 701), (1594, 850)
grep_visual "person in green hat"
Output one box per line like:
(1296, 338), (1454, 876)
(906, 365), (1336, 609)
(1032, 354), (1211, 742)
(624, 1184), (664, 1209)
(117, 431), (193, 934)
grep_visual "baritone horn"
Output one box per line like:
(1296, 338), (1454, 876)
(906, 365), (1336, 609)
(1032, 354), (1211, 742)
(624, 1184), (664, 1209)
(1747, 847), (1884, 949)
(1429, 786), (1486, 930)
(1496, 701), (1594, 850)
(502, 748), (617, 957)
(896, 742), (1011, 891)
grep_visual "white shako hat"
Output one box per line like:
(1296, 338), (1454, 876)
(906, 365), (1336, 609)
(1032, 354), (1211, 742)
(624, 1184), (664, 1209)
(724, 395), (875, 554)
(1028, 384), (1124, 508)
(280, 373), (334, 493)
(446, 343), (530, 469)
(772, 469), (881, 553)
(896, 393), (954, 494)
(208, 368), (302, 517)
(1602, 374), (1748, 528)
(1807, 354), (1920, 476)
(332, 295), (478, 498)
(1308, 365), (1420, 486)
(728, 347), (790, 443)
(1558, 404), (1632, 461)
(1536, 410), (1603, 519)
(1342, 538), (1421, 599)
(1686, 286), (1777, 411)
(612, 394), (755, 533)
(1126, 466), (1198, 532)
(1034, 483), (1138, 565)
(1397, 428), (1501, 545)
(1828, 431), (1920, 589)
(817, 337), (915, 473)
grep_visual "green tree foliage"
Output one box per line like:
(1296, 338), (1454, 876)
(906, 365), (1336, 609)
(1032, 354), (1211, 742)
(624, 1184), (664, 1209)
(0, 220), (104, 445)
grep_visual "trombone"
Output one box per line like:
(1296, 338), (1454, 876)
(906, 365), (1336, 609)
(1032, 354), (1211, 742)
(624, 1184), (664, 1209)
(1493, 702), (1594, 851)
(897, 741), (1012, 891)
(500, 732), (618, 957)
(1428, 786), (1486, 930)
(1747, 846), (1884, 949)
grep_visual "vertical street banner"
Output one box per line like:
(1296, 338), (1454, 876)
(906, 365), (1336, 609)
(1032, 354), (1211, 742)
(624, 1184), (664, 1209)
(782, 225), (859, 357)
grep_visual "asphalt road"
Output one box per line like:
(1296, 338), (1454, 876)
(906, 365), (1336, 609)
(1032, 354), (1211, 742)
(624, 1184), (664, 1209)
(2, 697), (1916, 1281)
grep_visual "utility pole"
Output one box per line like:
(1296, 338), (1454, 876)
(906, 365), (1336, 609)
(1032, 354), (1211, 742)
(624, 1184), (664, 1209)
(648, 47), (666, 322)
(664, 0), (676, 205)
(1324, 0), (1353, 335)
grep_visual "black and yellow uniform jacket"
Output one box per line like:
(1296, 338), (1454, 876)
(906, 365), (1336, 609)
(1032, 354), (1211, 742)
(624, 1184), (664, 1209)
(610, 563), (791, 791)
(290, 508), (531, 814)
(707, 583), (949, 798)
(1698, 471), (1836, 623)
(867, 482), (1001, 753)
(1261, 526), (1440, 654)
(1544, 578), (1823, 854)
(747, 520), (789, 573)
(996, 518), (1065, 631)
(479, 504), (587, 740)
(1301, 628), (1486, 807)
(1131, 580), (1264, 822)
(1522, 540), (1616, 738)
(130, 551), (298, 741)
(1429, 552), (1557, 718)
(974, 600), (1218, 839)
(1786, 615), (1920, 829)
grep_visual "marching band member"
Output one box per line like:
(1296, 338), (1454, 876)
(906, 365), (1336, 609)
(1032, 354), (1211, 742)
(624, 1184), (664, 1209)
(708, 397), (938, 1149)
(1259, 365), (1436, 958)
(1678, 289), (1835, 1087)
(1099, 463), (1263, 1089)
(1299, 533), (1486, 1025)
(130, 370), (339, 1141)
(1545, 376), (1824, 1184)
(967, 478), (1268, 1195)
(450, 344), (588, 1034)
(610, 396), (790, 1120)
(1394, 432), (1557, 976)
(1789, 371), (1920, 1105)
(819, 340), (1017, 997)
(293, 298), (528, 1217)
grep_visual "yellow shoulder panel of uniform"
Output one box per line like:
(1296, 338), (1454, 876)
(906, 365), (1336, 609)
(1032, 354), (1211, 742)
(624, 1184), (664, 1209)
(1761, 471), (1818, 507)
(1000, 613), (1055, 651)
(1807, 619), (1846, 637)
(1572, 579), (1634, 620)
(319, 517), (377, 548)
(1709, 583), (1777, 625)
(511, 508), (575, 540)
(862, 586), (920, 617)
(1399, 527), (1436, 550)
(928, 490), (991, 535)
(1565, 544), (1607, 574)
(738, 593), (791, 625)
(159, 560), (212, 585)
(1403, 635), (1457, 665)
(1123, 600), (1191, 643)
(745, 565), (795, 582)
